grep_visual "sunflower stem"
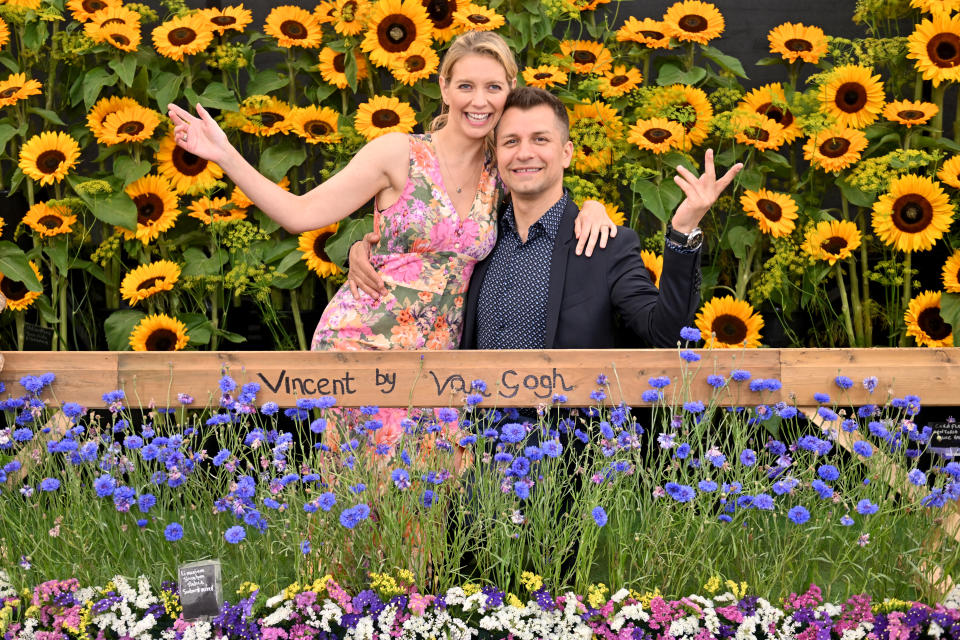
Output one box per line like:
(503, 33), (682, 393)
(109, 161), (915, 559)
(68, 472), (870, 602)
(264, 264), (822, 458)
(953, 89), (960, 144)
(15, 311), (25, 351)
(25, 179), (34, 208)
(931, 84), (947, 139)
(834, 262), (856, 347)
(289, 287), (307, 351)
(57, 261), (68, 350)
(642, 52), (651, 87)
(900, 251), (913, 346)
(858, 210), (873, 347)
(841, 194), (864, 344)
(685, 42), (695, 71)
(286, 50), (297, 107)
(734, 241), (758, 300)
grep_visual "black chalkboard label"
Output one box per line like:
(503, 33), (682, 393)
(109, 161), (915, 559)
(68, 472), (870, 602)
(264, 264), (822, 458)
(23, 324), (53, 351)
(178, 560), (222, 620)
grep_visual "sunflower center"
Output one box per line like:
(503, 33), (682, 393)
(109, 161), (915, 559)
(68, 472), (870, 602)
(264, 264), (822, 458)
(756, 102), (793, 128)
(467, 13), (490, 24)
(928, 33), (960, 68)
(573, 50), (597, 64)
(897, 109), (926, 120)
(757, 199), (782, 221)
(423, 0), (455, 29)
(745, 127), (770, 142)
(610, 75), (629, 87)
(640, 30), (664, 40)
(101, 17), (125, 26)
(313, 232), (333, 262)
(134, 194), (165, 224)
(173, 147), (208, 176)
(533, 72), (553, 80)
(892, 194), (933, 233)
(0, 86), (21, 99)
(36, 150), (66, 174)
(83, 0), (106, 11)
(167, 27), (197, 46)
(372, 109), (401, 128)
(918, 306), (952, 340)
(145, 328), (179, 351)
(784, 38), (813, 52)
(119, 120), (145, 136)
(333, 53), (346, 73)
(644, 267), (657, 283)
(379, 15), (416, 51)
(712, 314), (748, 345)
(37, 215), (63, 229)
(835, 82), (867, 114)
(258, 111), (284, 127)
(280, 20), (308, 39)
(110, 34), (131, 46)
(136, 277), (163, 291)
(211, 15), (237, 26)
(820, 236), (848, 255)
(306, 120), (332, 136)
(819, 137), (851, 158)
(678, 14), (708, 32)
(340, 1), (359, 21)
(405, 55), (426, 72)
(0, 277), (27, 301)
(643, 128), (672, 143)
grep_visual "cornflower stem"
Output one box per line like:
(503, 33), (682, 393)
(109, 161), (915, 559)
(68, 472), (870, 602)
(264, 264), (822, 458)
(58, 264), (68, 350)
(290, 286), (307, 350)
(835, 262), (856, 347)
(857, 210), (873, 346)
(931, 84), (947, 139)
(841, 195), (863, 344)
(900, 251), (913, 346)
(734, 241), (758, 300)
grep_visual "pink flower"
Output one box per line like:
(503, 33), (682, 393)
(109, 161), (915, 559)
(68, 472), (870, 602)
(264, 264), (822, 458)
(381, 254), (423, 284)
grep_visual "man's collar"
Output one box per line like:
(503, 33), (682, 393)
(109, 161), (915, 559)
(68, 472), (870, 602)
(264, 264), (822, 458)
(502, 190), (569, 241)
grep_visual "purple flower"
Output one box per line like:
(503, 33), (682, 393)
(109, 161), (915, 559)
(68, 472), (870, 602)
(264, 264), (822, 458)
(856, 499), (879, 515)
(592, 506), (608, 527)
(698, 480), (717, 492)
(680, 327), (701, 341)
(813, 392), (831, 403)
(817, 465), (840, 481)
(835, 375), (854, 390)
(317, 492), (336, 511)
(542, 440), (562, 457)
(39, 477), (60, 492)
(787, 506), (810, 524)
(740, 449), (756, 467)
(513, 482), (530, 500)
(749, 379), (766, 392)
(260, 402), (279, 416)
(391, 468), (411, 489)
(730, 370), (751, 382)
(665, 482), (695, 503)
(674, 443), (690, 459)
(421, 489), (435, 507)
(138, 493), (157, 513)
(437, 408), (458, 422)
(219, 375), (237, 393)
(817, 407), (839, 421)
(862, 376), (879, 393)
(94, 474), (116, 498)
(224, 526), (246, 543)
(753, 493), (775, 510)
(500, 423), (526, 444)
(680, 350), (701, 362)
(811, 480), (833, 499)
(596, 374), (608, 385)
(648, 376), (671, 389)
(339, 503), (371, 529)
(683, 401), (705, 414)
(706, 375), (727, 389)
(908, 469), (926, 486)
(840, 514), (854, 526)
(164, 522), (184, 541)
(300, 540), (311, 554)
(590, 389), (607, 402)
(642, 389), (662, 403)
(853, 441), (872, 457)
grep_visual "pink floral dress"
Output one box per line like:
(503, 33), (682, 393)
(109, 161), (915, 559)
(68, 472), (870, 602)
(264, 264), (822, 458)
(311, 133), (501, 352)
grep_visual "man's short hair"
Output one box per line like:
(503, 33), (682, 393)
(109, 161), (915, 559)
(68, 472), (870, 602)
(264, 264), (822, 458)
(500, 87), (570, 140)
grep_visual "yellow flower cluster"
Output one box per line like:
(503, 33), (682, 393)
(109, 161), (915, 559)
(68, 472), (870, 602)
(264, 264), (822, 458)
(368, 572), (405, 597)
(462, 582), (481, 597)
(159, 588), (181, 618)
(223, 264), (275, 302)
(703, 575), (722, 594)
(91, 233), (123, 266)
(73, 179), (113, 196)
(235, 581), (260, 596)
(750, 236), (810, 308)
(563, 174), (602, 205)
(587, 582), (608, 608)
(630, 587), (662, 608)
(519, 571), (543, 592)
(220, 220), (271, 253)
(846, 149), (942, 194)
(208, 42), (248, 70)
(505, 593), (524, 608)
(541, 0), (580, 20)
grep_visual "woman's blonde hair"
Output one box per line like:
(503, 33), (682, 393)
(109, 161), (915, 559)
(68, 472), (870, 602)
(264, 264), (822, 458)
(430, 31), (518, 133)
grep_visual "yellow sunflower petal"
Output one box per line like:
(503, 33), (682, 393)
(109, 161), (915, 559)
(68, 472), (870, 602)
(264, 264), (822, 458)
(199, 5), (253, 34)
(451, 4), (505, 32)
(390, 43), (440, 85)
(871, 174), (953, 253)
(120, 174), (181, 245)
(290, 105), (342, 144)
(558, 39), (613, 74)
(640, 250), (663, 288)
(802, 219), (862, 265)
(129, 313), (190, 351)
(424, 0), (461, 41)
(768, 22), (828, 64)
(0, 73), (42, 108)
(317, 46), (369, 89)
(616, 17), (672, 49)
(66, 0), (121, 22)
(361, 0), (433, 68)
(156, 134), (224, 195)
(264, 5), (324, 48)
(333, 0), (371, 36)
(883, 99), (939, 127)
(908, 12), (960, 87)
(99, 105), (161, 145)
(355, 95), (417, 140)
(0, 261), (43, 312)
(187, 196), (247, 224)
(22, 202), (77, 238)
(521, 65), (568, 89)
(299, 223), (343, 278)
(740, 189), (798, 238)
(663, 0), (725, 45)
(239, 95), (294, 136)
(627, 117), (685, 154)
(598, 65), (643, 98)
(152, 14), (214, 61)
(0, 18), (10, 51)
(18, 131), (81, 186)
(120, 260), (181, 305)
(938, 155), (960, 188)
(695, 295), (764, 349)
(942, 249), (960, 292)
(904, 291), (953, 348)
(820, 64), (885, 130)
(802, 126), (868, 173)
(653, 84), (713, 149)
(739, 83), (801, 144)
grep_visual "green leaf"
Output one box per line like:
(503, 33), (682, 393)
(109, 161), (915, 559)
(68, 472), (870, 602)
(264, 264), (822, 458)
(917, 134), (960, 153)
(105, 310), (146, 351)
(108, 55), (138, 87)
(701, 45), (748, 79)
(8, 167), (23, 195)
(0, 241), (41, 291)
(755, 56), (783, 67)
(0, 123), (17, 151)
(836, 176), (876, 208)
(941, 293), (960, 346)
(148, 71), (183, 112)
(278, 245), (306, 273)
(259, 141), (307, 182)
(43, 237), (69, 273)
(195, 81), (239, 111)
(34, 295), (57, 324)
(22, 21), (48, 50)
(272, 260), (308, 289)
(636, 180), (682, 224)
(247, 69), (289, 96)
(254, 210), (281, 234)
(726, 225), (758, 261)
(180, 247), (228, 276)
(83, 67), (116, 110)
(214, 328), (247, 344)
(0, 54), (19, 73)
(26, 108), (65, 126)
(418, 83), (441, 99)
(761, 150), (790, 168)
(113, 156), (151, 186)
(315, 84), (338, 103)
(265, 236), (299, 263)
(738, 166), (763, 191)
(180, 312), (212, 346)
(68, 176), (138, 229)
(344, 50), (358, 93)
(656, 63), (706, 86)
(660, 151), (695, 173)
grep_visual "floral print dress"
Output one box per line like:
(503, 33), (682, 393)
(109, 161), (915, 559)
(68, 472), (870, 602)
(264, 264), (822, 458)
(311, 133), (501, 352)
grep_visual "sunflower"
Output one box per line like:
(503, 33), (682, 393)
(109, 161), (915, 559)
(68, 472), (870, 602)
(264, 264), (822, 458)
(732, 111), (785, 151)
(299, 223), (342, 278)
(98, 105), (161, 145)
(19, 132), (81, 186)
(654, 84), (713, 149)
(156, 134), (224, 194)
(0, 18), (9, 51)
(569, 101), (623, 172)
(741, 189), (798, 238)
(129, 314), (190, 351)
(871, 174), (953, 253)
(820, 65), (885, 130)
(911, 0), (960, 14)
(803, 126), (868, 173)
(738, 83), (801, 144)
(628, 118), (685, 154)
(239, 96), (293, 136)
(391, 43), (439, 85)
(315, 0), (338, 23)
(264, 5), (323, 48)
(333, 0), (371, 36)
(22, 202), (77, 237)
(559, 40), (613, 74)
(199, 5), (252, 34)
(355, 95), (417, 141)
(597, 200), (624, 225)
(905, 291), (953, 348)
(695, 296), (764, 349)
(317, 47), (369, 88)
(88, 20), (141, 51)
(616, 16), (672, 49)
(120, 260), (181, 305)
(3, 0), (42, 9)
(86, 96), (142, 140)
(66, 0), (120, 21)
(598, 65), (643, 98)
(451, 4), (505, 32)
(663, 0), (725, 45)
(884, 99), (939, 128)
(908, 13), (960, 86)
(522, 65), (568, 89)
(0, 73), (41, 108)
(84, 5), (142, 42)
(422, 0), (459, 40)
(187, 196), (247, 224)
(938, 155), (960, 187)
(121, 175), (181, 244)
(290, 106), (342, 144)
(152, 14), (213, 61)
(362, 0), (433, 69)
(0, 262), (42, 312)
(641, 250), (663, 288)
(942, 250), (960, 292)
(802, 219), (861, 265)
(768, 22), (828, 64)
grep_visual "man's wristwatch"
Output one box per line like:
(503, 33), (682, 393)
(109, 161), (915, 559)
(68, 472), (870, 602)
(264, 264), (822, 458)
(665, 224), (703, 250)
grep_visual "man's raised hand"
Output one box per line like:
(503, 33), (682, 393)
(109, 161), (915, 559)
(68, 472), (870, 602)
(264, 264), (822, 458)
(671, 149), (743, 233)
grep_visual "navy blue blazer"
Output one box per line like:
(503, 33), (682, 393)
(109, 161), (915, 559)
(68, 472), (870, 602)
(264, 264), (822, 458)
(461, 197), (701, 349)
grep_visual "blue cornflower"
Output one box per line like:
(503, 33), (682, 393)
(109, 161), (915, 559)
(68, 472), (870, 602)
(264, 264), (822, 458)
(284, 408), (309, 421)
(317, 492), (336, 511)
(818, 407), (839, 421)
(303, 502), (318, 514)
(138, 493), (156, 513)
(749, 379), (766, 392)
(777, 405), (798, 419)
(740, 449), (756, 467)
(339, 503), (371, 529)
(706, 375), (727, 389)
(718, 514), (733, 523)
(679, 350), (701, 362)
(510, 457), (530, 477)
(840, 514), (855, 526)
(459, 435), (477, 446)
(590, 389), (607, 402)
(513, 482), (530, 500)
(787, 506), (810, 524)
(123, 435), (143, 449)
(94, 475), (115, 497)
(862, 376), (879, 393)
(213, 449), (231, 466)
(680, 327), (701, 341)
(908, 469), (926, 486)
(648, 376), (671, 389)
(391, 468), (411, 490)
(592, 506), (608, 527)
(224, 526), (246, 544)
(773, 477), (799, 495)
(261, 402), (279, 416)
(698, 480), (717, 492)
(709, 453), (726, 468)
(542, 440), (562, 458)
(62, 402), (85, 419)
(300, 540), (311, 554)
(3, 461), (21, 474)
(817, 465), (840, 481)
(39, 477), (60, 492)
(12, 428), (33, 442)
(364, 419), (383, 432)
(596, 373), (608, 385)
(494, 452), (514, 464)
(835, 375), (854, 390)
(309, 419), (327, 434)
(136, 519), (148, 528)
(811, 480), (833, 499)
(500, 423), (526, 444)
(869, 421), (890, 439)
(753, 493), (775, 510)
(797, 435), (821, 452)
(599, 421), (614, 439)
(730, 369), (751, 382)
(841, 419), (858, 433)
(421, 489), (436, 507)
(674, 443), (691, 459)
(856, 499), (879, 515)
(642, 389), (662, 403)
(923, 489), (948, 508)
(471, 379), (488, 392)
(853, 441), (872, 458)
(437, 408), (458, 422)
(857, 405), (876, 418)
(263, 498), (281, 509)
(164, 523), (184, 541)
(683, 401), (705, 413)
(219, 375), (237, 393)
(665, 482), (695, 503)
(524, 445), (543, 461)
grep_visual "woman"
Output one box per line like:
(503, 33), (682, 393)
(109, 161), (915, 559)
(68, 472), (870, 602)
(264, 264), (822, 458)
(168, 31), (613, 353)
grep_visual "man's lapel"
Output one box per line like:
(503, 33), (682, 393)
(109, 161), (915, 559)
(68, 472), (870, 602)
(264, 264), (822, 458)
(544, 198), (579, 348)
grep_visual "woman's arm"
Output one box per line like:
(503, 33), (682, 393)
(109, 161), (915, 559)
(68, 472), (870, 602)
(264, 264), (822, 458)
(574, 199), (618, 257)
(167, 103), (405, 233)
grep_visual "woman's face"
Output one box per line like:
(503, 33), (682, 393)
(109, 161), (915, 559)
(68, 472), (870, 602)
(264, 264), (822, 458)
(439, 53), (511, 140)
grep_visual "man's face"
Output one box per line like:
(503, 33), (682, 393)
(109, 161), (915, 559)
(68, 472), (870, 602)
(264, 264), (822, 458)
(495, 104), (573, 200)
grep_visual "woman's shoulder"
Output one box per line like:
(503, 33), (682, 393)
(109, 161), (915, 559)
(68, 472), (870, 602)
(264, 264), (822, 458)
(361, 131), (413, 159)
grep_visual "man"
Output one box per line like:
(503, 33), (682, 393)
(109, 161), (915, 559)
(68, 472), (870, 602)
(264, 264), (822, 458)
(349, 87), (742, 348)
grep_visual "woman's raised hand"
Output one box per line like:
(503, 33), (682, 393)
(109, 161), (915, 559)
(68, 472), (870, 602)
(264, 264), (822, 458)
(167, 103), (233, 166)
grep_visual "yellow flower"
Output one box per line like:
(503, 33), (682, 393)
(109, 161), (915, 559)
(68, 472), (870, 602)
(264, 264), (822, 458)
(152, 14), (214, 61)
(871, 174), (953, 252)
(355, 95), (417, 141)
(521, 65), (567, 89)
(884, 99), (938, 128)
(654, 84), (713, 149)
(598, 65), (643, 98)
(820, 65), (885, 130)
(66, 0), (121, 22)
(905, 291), (953, 348)
(187, 196), (247, 223)
(120, 260), (181, 305)
(942, 250), (960, 292)
(299, 224), (343, 278)
(120, 174), (181, 244)
(740, 189), (798, 238)
(908, 12), (960, 87)
(767, 22), (828, 64)
(315, 1), (338, 23)
(573, 0), (610, 9)
(424, 0), (460, 41)
(641, 250), (662, 288)
(739, 83), (801, 144)
(264, 5), (324, 48)
(317, 46), (369, 89)
(628, 117), (684, 154)
(156, 134), (224, 194)
(0, 262), (43, 312)
(391, 43), (439, 85)
(87, 96), (142, 140)
(98, 105), (161, 145)
(662, 0), (725, 45)
(803, 126), (868, 173)
(88, 19), (141, 51)
(568, 100), (623, 171)
(696, 296), (763, 348)
(240, 96), (293, 136)
(129, 314), (190, 351)
(19, 132), (81, 186)
(3, 0), (42, 9)
(451, 4), (505, 32)
(361, 0), (433, 69)
(332, 0), (371, 36)
(802, 219), (861, 265)
(0, 73), (41, 108)
(616, 16), (671, 49)
(911, 0), (960, 14)
(290, 106), (342, 144)
(199, 5), (252, 34)
(938, 155), (960, 188)
(732, 111), (784, 151)
(559, 40), (613, 74)
(22, 202), (77, 237)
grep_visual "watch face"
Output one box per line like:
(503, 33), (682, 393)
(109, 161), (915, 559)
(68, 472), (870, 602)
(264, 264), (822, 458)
(687, 228), (703, 248)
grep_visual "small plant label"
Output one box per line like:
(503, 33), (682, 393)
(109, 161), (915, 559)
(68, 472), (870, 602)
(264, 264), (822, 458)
(178, 560), (222, 620)
(930, 421), (960, 459)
